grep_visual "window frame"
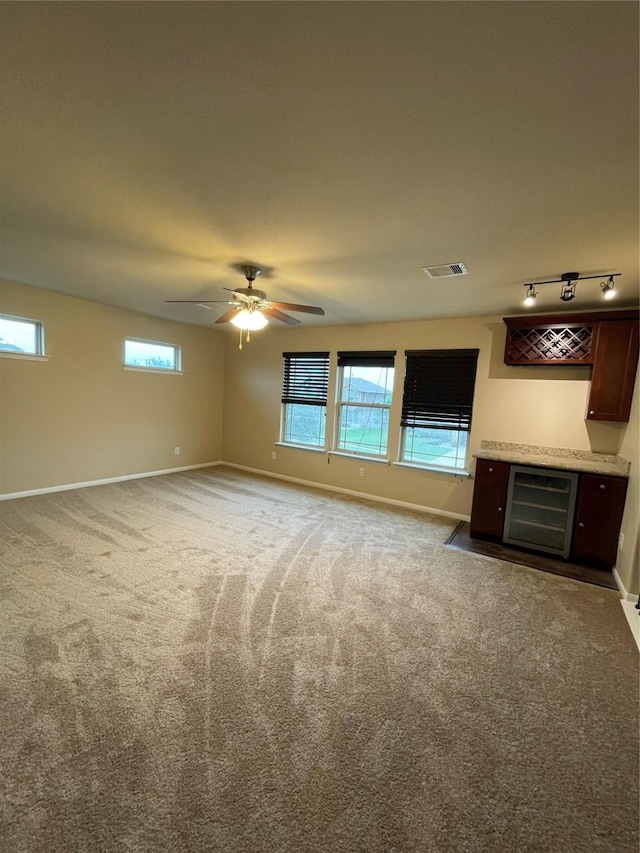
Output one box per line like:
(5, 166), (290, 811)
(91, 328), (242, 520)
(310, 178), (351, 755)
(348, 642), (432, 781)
(280, 352), (330, 449)
(123, 336), (182, 373)
(0, 313), (46, 358)
(334, 351), (396, 459)
(399, 348), (479, 472)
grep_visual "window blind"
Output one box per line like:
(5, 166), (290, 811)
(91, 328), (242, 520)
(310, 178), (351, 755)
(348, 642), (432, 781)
(282, 352), (330, 406)
(401, 349), (479, 431)
(337, 351), (396, 368)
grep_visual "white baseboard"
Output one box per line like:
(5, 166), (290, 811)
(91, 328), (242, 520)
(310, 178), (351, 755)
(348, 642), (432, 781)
(221, 462), (470, 522)
(0, 458), (468, 522)
(0, 461), (223, 501)
(620, 600), (640, 652)
(612, 567), (637, 602)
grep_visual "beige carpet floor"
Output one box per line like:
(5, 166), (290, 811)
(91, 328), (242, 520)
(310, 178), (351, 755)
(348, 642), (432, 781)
(0, 466), (637, 853)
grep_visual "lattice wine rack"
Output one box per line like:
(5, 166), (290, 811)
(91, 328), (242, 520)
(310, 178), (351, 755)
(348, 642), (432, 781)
(505, 324), (594, 365)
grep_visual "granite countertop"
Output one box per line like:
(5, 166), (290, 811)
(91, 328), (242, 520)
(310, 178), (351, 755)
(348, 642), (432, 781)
(474, 441), (630, 477)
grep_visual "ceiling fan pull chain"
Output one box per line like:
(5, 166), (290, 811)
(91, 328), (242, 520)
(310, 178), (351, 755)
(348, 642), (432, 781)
(238, 327), (243, 350)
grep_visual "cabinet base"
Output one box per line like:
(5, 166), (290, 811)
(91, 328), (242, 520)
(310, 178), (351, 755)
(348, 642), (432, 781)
(468, 528), (501, 543)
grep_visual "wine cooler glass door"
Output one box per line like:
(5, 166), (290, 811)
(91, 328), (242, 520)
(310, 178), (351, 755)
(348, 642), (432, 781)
(503, 466), (578, 558)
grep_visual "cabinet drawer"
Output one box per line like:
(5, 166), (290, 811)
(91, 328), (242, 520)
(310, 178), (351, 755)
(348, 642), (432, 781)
(579, 474), (628, 498)
(475, 459), (510, 481)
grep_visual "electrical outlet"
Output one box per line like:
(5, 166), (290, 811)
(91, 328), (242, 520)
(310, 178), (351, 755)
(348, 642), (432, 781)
(174, 446), (180, 455)
(618, 532), (624, 551)
(359, 467), (365, 477)
(271, 451), (277, 460)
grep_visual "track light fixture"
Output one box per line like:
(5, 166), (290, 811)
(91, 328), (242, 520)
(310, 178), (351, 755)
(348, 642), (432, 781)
(522, 271), (621, 307)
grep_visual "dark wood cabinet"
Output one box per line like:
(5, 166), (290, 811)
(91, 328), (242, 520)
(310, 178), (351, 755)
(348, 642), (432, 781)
(503, 310), (639, 423)
(571, 474), (627, 566)
(470, 459), (509, 540)
(586, 319), (639, 422)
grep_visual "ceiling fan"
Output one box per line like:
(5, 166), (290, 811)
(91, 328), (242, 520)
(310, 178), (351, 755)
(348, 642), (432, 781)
(165, 265), (324, 347)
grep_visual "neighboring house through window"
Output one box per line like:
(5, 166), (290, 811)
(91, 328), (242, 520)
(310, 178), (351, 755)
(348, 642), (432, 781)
(400, 349), (479, 470)
(281, 352), (330, 447)
(335, 351), (395, 457)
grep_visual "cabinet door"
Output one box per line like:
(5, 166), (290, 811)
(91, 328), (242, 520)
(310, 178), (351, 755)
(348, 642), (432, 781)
(470, 460), (509, 540)
(571, 475), (627, 566)
(587, 319), (639, 422)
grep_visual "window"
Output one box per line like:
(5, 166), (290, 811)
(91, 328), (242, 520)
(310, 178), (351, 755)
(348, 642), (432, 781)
(124, 338), (181, 372)
(281, 352), (330, 447)
(0, 314), (45, 356)
(400, 349), (479, 470)
(335, 351), (395, 457)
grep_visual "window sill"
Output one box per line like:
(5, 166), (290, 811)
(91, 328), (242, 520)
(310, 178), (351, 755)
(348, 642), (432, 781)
(392, 461), (470, 478)
(123, 366), (183, 375)
(275, 442), (326, 453)
(0, 352), (49, 361)
(328, 451), (390, 465)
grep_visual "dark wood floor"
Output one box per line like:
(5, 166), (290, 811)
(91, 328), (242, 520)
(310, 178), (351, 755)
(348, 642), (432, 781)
(445, 522), (618, 590)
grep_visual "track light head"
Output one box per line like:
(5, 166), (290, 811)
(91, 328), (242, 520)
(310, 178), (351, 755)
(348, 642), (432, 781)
(560, 281), (577, 302)
(524, 284), (538, 307)
(601, 276), (616, 300)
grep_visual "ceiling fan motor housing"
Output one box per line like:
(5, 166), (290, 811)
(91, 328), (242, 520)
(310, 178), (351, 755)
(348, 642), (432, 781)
(241, 265), (262, 283)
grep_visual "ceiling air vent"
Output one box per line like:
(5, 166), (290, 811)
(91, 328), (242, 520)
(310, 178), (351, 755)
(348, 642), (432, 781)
(422, 262), (469, 278)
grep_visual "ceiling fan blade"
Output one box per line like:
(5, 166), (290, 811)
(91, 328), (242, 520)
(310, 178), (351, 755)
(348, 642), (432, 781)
(215, 307), (244, 324)
(262, 307), (301, 326)
(268, 301), (325, 315)
(164, 299), (237, 304)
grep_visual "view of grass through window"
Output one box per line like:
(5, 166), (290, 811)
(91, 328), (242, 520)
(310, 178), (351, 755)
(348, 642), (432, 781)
(284, 403), (326, 446)
(402, 426), (468, 469)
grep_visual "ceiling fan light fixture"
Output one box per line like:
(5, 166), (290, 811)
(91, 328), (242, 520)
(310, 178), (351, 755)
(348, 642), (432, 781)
(167, 263), (324, 345)
(230, 309), (268, 330)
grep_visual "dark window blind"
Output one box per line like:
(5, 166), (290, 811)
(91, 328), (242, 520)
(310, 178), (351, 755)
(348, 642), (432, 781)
(282, 352), (330, 406)
(401, 349), (479, 431)
(337, 351), (396, 368)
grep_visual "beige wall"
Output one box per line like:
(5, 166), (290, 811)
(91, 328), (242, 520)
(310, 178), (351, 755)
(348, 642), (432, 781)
(222, 316), (639, 591)
(0, 280), (225, 494)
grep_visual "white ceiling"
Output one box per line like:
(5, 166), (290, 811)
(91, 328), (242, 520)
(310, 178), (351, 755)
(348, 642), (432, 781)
(1, 2), (638, 330)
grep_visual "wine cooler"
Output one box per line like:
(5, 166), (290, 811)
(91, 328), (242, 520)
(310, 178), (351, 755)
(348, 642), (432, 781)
(503, 465), (579, 558)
